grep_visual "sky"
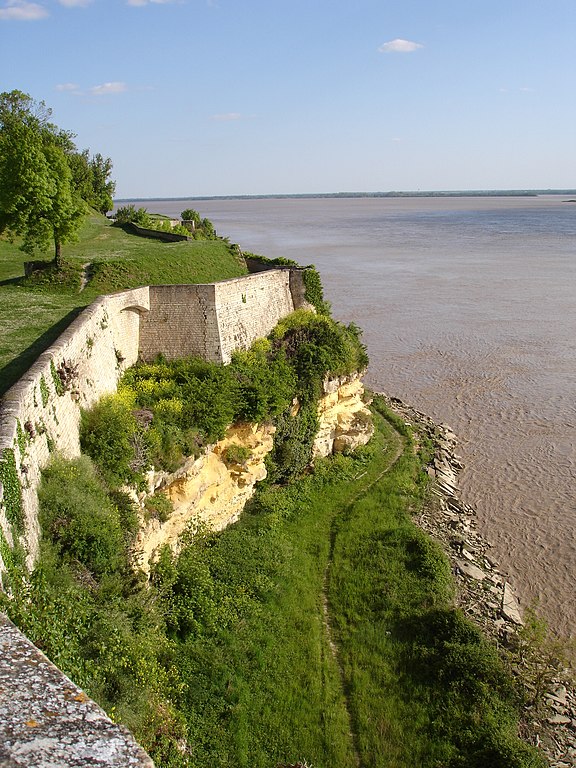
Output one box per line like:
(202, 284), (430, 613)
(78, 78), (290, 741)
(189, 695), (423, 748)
(1, 0), (575, 198)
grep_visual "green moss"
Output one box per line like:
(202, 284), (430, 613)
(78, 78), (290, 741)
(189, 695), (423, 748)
(39, 375), (50, 407)
(50, 359), (65, 396)
(0, 448), (24, 535)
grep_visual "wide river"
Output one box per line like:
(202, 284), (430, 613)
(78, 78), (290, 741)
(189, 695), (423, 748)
(129, 195), (576, 635)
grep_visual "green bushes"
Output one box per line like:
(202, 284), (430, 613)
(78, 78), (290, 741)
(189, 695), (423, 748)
(114, 204), (151, 227)
(80, 394), (143, 486)
(144, 493), (173, 523)
(38, 455), (125, 576)
(79, 311), (368, 486)
(221, 444), (251, 466)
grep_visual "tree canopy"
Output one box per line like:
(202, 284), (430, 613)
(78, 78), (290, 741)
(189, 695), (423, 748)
(0, 90), (115, 268)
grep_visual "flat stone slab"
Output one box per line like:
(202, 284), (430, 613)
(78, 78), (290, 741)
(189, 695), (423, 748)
(457, 560), (487, 580)
(501, 582), (524, 626)
(0, 614), (154, 768)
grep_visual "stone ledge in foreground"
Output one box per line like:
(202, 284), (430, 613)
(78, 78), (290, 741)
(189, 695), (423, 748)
(0, 613), (154, 768)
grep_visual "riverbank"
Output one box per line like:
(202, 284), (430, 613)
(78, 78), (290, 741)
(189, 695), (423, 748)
(383, 394), (576, 767)
(175, 194), (576, 638)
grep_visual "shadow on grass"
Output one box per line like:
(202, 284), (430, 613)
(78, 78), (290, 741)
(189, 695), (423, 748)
(0, 308), (84, 398)
(0, 276), (25, 288)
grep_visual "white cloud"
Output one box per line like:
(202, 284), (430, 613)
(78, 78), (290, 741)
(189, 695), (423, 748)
(127, 0), (176, 6)
(90, 81), (128, 96)
(56, 82), (82, 93)
(212, 112), (242, 121)
(499, 86), (535, 94)
(0, 0), (48, 20)
(58, 0), (92, 6)
(378, 38), (423, 54)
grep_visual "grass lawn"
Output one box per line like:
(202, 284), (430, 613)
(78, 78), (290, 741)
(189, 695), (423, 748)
(145, 401), (540, 768)
(0, 212), (247, 396)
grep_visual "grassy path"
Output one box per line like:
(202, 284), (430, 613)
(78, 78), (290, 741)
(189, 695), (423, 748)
(321, 434), (405, 768)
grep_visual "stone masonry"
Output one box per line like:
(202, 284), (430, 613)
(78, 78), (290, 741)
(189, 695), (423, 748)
(0, 268), (308, 768)
(0, 269), (307, 575)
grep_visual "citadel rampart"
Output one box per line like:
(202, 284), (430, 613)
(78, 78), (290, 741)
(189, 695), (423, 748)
(0, 268), (308, 576)
(0, 268), (310, 767)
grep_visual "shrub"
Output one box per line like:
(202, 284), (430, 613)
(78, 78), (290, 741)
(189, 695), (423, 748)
(108, 489), (140, 545)
(38, 455), (124, 576)
(221, 444), (251, 466)
(144, 493), (173, 523)
(114, 204), (151, 227)
(302, 266), (331, 314)
(180, 208), (201, 226)
(80, 395), (145, 487)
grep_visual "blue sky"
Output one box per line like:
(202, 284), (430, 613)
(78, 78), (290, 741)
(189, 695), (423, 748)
(1, 0), (575, 197)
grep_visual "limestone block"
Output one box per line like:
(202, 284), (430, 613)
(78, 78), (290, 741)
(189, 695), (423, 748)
(134, 422), (275, 573)
(0, 614), (154, 768)
(312, 374), (374, 458)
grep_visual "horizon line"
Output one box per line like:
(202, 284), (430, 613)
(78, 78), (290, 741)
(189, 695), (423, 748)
(115, 188), (576, 203)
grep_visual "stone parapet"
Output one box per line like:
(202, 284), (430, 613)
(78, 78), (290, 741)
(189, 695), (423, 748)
(0, 613), (154, 768)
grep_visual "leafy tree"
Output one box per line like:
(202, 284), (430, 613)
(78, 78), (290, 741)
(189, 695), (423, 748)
(68, 149), (115, 214)
(0, 90), (85, 268)
(88, 152), (115, 214)
(180, 208), (201, 226)
(68, 149), (93, 203)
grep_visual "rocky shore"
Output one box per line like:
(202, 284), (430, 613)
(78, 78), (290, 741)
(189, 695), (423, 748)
(383, 394), (576, 768)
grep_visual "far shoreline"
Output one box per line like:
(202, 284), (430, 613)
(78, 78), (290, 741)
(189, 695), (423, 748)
(115, 188), (576, 203)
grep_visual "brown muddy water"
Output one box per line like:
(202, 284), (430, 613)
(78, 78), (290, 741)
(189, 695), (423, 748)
(128, 195), (576, 635)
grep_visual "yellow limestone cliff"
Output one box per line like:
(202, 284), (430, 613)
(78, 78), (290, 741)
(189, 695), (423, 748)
(312, 373), (374, 458)
(134, 422), (275, 574)
(135, 374), (373, 573)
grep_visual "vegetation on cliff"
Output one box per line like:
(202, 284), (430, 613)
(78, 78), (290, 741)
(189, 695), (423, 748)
(0, 213), (543, 766)
(80, 309), (367, 486)
(1, 394), (542, 768)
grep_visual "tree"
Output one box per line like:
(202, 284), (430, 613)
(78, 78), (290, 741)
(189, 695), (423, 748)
(88, 152), (115, 214)
(68, 150), (115, 214)
(0, 90), (85, 268)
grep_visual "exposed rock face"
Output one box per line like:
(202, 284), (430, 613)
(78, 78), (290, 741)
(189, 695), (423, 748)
(134, 422), (275, 573)
(313, 373), (374, 458)
(134, 372), (374, 573)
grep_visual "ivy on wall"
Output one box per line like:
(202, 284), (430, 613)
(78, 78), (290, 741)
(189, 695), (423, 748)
(39, 376), (50, 407)
(50, 360), (65, 396)
(0, 448), (24, 535)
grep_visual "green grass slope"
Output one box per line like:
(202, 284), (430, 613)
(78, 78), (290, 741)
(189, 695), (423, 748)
(0, 212), (247, 395)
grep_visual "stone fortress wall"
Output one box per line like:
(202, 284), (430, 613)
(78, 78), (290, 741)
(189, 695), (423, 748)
(0, 268), (315, 766)
(0, 268), (308, 576)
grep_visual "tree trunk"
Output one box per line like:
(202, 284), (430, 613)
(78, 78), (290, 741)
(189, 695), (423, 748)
(53, 239), (62, 270)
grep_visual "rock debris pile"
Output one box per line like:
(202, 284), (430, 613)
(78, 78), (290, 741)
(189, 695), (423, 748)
(383, 394), (576, 768)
